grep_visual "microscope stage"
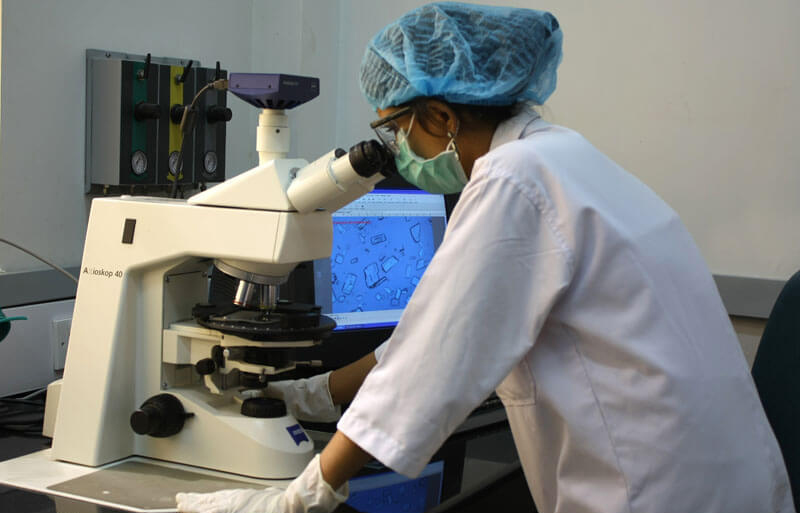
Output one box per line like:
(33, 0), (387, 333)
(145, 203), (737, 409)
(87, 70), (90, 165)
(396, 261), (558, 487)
(192, 302), (336, 342)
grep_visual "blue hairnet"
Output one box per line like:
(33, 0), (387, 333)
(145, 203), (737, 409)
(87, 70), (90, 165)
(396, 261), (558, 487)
(360, 2), (563, 109)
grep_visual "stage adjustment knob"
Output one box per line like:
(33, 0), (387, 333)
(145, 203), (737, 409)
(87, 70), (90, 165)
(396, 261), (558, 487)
(241, 397), (287, 418)
(130, 393), (192, 437)
(195, 358), (216, 375)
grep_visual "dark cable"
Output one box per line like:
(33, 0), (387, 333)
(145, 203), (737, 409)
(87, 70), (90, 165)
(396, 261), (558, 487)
(0, 394), (44, 437)
(0, 238), (78, 284)
(0, 397), (45, 407)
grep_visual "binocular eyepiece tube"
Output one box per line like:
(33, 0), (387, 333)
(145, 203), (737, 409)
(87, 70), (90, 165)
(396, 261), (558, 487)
(287, 139), (395, 215)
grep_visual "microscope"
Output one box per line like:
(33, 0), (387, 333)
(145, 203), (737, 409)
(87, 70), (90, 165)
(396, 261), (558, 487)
(44, 74), (394, 479)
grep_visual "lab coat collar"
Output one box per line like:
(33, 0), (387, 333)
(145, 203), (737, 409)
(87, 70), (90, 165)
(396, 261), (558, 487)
(489, 103), (549, 152)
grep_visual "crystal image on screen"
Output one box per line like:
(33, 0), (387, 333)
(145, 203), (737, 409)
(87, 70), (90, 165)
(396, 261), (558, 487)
(313, 190), (447, 331)
(330, 216), (434, 314)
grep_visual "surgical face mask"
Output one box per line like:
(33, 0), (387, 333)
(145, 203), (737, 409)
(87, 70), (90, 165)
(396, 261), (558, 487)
(394, 114), (468, 194)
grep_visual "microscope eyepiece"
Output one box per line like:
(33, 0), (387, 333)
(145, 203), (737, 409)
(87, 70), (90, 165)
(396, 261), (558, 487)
(348, 140), (396, 178)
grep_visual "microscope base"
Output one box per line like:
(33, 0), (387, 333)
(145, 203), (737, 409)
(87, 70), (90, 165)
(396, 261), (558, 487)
(135, 387), (315, 480)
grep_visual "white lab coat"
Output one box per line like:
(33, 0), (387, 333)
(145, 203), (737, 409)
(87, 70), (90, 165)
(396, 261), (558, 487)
(338, 107), (794, 513)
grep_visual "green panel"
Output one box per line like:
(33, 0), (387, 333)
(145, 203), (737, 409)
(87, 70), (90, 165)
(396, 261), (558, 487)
(131, 63), (148, 155)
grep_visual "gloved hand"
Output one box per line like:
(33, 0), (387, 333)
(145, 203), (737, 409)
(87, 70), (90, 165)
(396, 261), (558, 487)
(176, 454), (348, 513)
(262, 371), (340, 423)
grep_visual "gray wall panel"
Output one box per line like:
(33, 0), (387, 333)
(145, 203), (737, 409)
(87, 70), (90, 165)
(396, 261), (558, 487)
(0, 269), (79, 308)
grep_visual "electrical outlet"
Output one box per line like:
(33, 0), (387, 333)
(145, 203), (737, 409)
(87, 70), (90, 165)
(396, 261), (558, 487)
(51, 317), (72, 371)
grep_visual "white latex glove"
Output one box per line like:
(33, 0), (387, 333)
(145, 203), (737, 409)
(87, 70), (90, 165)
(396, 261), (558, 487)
(176, 454), (348, 513)
(263, 371), (340, 423)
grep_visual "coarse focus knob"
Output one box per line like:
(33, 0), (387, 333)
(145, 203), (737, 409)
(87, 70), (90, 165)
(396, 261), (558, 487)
(207, 105), (233, 124)
(240, 397), (287, 419)
(195, 358), (216, 375)
(134, 101), (160, 121)
(130, 394), (192, 437)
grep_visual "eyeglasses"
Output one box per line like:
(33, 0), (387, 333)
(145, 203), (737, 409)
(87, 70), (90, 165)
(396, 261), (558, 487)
(370, 106), (413, 156)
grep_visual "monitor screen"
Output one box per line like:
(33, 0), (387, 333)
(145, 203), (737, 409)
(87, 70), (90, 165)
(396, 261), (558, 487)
(313, 189), (448, 331)
(345, 460), (444, 513)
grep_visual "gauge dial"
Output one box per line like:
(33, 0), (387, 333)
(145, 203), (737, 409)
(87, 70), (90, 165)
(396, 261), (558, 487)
(168, 151), (182, 176)
(204, 151), (218, 175)
(131, 150), (147, 175)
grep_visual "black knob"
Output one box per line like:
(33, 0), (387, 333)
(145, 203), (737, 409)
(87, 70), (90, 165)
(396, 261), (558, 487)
(170, 104), (186, 125)
(130, 394), (191, 437)
(207, 105), (232, 124)
(241, 397), (287, 419)
(349, 140), (394, 178)
(195, 358), (216, 375)
(134, 101), (160, 121)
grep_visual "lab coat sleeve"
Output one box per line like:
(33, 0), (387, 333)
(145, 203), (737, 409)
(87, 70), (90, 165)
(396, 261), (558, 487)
(337, 159), (575, 477)
(373, 340), (389, 363)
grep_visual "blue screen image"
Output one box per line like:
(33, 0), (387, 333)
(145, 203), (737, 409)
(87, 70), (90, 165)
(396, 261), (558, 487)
(330, 216), (436, 315)
(313, 189), (448, 330)
(345, 460), (444, 513)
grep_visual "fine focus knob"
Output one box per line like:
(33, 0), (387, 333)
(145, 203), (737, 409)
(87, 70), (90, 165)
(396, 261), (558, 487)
(241, 397), (287, 419)
(195, 358), (216, 375)
(207, 105), (232, 124)
(130, 394), (191, 437)
(134, 101), (160, 121)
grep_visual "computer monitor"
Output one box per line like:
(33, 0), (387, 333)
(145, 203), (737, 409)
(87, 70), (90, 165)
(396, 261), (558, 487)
(346, 460), (445, 513)
(312, 189), (449, 332)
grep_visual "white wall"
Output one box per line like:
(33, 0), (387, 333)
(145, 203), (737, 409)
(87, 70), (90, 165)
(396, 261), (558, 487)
(0, 0), (789, 394)
(2, 0), (798, 282)
(0, 0), (255, 273)
(333, 0), (800, 281)
(0, 0), (3, 153)
(250, 0), (344, 161)
(542, 0), (800, 281)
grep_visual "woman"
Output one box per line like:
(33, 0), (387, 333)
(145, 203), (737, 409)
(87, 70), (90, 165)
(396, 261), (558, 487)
(178, 3), (793, 512)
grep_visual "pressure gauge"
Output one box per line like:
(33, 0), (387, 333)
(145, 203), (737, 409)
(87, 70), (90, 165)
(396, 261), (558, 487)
(204, 151), (218, 175)
(168, 151), (182, 176)
(131, 150), (147, 176)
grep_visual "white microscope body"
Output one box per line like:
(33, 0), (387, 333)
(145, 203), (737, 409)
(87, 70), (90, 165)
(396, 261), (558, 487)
(46, 75), (392, 479)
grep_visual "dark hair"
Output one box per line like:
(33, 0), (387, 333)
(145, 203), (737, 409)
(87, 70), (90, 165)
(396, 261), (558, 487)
(407, 97), (515, 136)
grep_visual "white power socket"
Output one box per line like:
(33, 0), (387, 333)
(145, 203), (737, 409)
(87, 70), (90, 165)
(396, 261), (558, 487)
(51, 317), (72, 371)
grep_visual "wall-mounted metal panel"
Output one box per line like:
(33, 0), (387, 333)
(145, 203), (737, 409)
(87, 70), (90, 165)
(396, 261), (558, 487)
(85, 50), (201, 192)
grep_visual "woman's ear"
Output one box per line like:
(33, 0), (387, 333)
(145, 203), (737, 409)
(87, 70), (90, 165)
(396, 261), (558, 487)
(420, 100), (459, 137)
